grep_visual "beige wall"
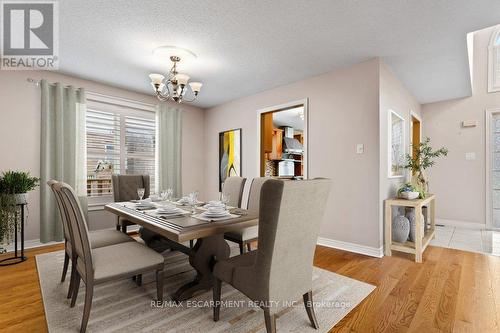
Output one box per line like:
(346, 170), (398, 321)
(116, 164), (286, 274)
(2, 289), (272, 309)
(422, 26), (500, 226)
(0, 70), (205, 241)
(378, 60), (422, 242)
(204, 59), (381, 248)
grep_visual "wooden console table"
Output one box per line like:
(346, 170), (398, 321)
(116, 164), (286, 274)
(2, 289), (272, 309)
(384, 194), (436, 263)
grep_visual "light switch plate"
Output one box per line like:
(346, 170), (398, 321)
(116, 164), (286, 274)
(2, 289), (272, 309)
(356, 144), (364, 154)
(465, 152), (476, 160)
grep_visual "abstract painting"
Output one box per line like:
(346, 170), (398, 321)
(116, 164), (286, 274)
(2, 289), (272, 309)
(219, 128), (242, 191)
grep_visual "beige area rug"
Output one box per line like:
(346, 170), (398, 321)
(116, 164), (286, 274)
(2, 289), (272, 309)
(36, 248), (375, 332)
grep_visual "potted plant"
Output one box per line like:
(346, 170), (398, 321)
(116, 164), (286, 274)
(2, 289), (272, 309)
(403, 137), (448, 198)
(0, 170), (40, 204)
(0, 171), (39, 250)
(397, 182), (420, 200)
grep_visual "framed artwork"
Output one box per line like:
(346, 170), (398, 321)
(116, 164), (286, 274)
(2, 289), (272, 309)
(219, 128), (242, 191)
(389, 110), (405, 178)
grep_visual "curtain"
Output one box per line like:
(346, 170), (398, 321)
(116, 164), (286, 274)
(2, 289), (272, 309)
(155, 103), (182, 197)
(40, 80), (87, 243)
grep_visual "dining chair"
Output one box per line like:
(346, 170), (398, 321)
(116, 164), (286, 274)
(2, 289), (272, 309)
(56, 182), (165, 333)
(212, 178), (331, 333)
(47, 180), (134, 299)
(224, 177), (269, 254)
(111, 174), (150, 233)
(221, 176), (247, 207)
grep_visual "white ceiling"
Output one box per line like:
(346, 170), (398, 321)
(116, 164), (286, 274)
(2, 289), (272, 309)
(58, 1), (500, 108)
(273, 107), (304, 131)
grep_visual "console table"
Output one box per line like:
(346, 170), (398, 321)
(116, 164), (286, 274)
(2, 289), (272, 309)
(384, 194), (436, 263)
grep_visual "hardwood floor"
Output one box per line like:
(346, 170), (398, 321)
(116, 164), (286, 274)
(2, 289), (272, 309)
(0, 244), (498, 332)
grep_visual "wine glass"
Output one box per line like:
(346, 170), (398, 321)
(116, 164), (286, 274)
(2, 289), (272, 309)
(137, 188), (145, 201)
(221, 193), (230, 211)
(189, 191), (199, 215)
(166, 188), (173, 202)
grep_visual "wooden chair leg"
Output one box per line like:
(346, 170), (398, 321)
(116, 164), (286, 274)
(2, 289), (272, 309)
(80, 282), (94, 333)
(239, 242), (245, 255)
(70, 272), (81, 308)
(135, 274), (142, 286)
(263, 308), (277, 333)
(190, 240), (194, 248)
(61, 251), (70, 282)
(303, 290), (319, 329)
(116, 224), (121, 231)
(121, 224), (127, 233)
(246, 242), (252, 252)
(67, 258), (77, 299)
(213, 278), (222, 321)
(156, 269), (164, 302)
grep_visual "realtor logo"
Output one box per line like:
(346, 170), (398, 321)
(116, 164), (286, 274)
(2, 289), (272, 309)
(1, 0), (59, 70)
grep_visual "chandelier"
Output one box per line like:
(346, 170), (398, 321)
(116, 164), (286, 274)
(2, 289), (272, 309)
(148, 46), (202, 103)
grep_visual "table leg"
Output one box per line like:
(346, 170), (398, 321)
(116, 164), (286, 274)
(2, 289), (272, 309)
(171, 234), (230, 302)
(415, 204), (423, 263)
(384, 201), (392, 256)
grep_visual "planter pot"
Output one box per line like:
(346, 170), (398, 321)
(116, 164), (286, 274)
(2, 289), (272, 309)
(13, 193), (28, 204)
(399, 191), (419, 200)
(392, 215), (410, 243)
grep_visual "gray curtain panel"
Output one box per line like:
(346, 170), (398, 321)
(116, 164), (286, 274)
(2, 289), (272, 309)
(40, 80), (87, 243)
(155, 103), (182, 197)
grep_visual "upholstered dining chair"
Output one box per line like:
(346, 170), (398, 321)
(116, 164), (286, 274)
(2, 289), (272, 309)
(56, 182), (165, 333)
(212, 178), (331, 333)
(221, 176), (246, 207)
(111, 174), (150, 233)
(47, 180), (134, 299)
(224, 177), (269, 254)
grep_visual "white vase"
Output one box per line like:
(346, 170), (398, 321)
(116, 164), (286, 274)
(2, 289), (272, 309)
(13, 193), (28, 204)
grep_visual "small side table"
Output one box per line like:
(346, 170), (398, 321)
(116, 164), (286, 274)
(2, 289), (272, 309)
(384, 194), (436, 263)
(0, 203), (27, 266)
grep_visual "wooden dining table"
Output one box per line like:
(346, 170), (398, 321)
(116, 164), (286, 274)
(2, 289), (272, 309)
(105, 202), (257, 302)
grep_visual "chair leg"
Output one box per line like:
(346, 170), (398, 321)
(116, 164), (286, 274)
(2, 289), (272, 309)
(190, 240), (194, 248)
(213, 278), (222, 321)
(156, 269), (164, 302)
(136, 274), (142, 286)
(67, 258), (77, 299)
(70, 271), (81, 308)
(246, 242), (252, 252)
(61, 251), (70, 282)
(263, 308), (277, 333)
(239, 242), (245, 255)
(116, 224), (121, 231)
(121, 224), (127, 233)
(303, 290), (319, 329)
(80, 282), (94, 333)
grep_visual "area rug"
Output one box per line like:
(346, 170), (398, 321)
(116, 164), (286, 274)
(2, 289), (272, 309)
(36, 248), (375, 332)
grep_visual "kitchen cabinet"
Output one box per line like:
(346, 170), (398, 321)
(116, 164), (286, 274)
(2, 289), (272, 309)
(261, 112), (274, 153)
(269, 128), (283, 160)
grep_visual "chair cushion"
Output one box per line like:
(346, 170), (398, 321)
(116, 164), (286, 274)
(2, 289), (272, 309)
(225, 225), (258, 242)
(214, 251), (257, 284)
(89, 229), (134, 249)
(91, 241), (164, 283)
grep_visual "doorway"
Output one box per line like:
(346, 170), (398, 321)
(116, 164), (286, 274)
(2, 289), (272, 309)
(410, 113), (421, 167)
(258, 100), (308, 179)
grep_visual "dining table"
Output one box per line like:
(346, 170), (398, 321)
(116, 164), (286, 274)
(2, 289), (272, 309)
(105, 201), (258, 302)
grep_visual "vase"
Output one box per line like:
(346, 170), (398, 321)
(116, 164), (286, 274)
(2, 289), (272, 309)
(392, 215), (410, 243)
(13, 193), (28, 204)
(406, 208), (425, 242)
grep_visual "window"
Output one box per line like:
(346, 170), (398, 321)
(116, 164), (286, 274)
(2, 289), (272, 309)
(85, 94), (156, 199)
(488, 27), (500, 92)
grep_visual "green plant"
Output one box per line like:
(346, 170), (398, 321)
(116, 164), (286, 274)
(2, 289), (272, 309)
(0, 170), (40, 194)
(397, 183), (416, 195)
(403, 137), (448, 197)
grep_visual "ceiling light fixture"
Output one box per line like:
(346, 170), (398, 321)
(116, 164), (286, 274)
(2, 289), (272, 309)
(149, 46), (202, 103)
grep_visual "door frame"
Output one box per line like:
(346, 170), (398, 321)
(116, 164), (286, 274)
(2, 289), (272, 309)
(485, 108), (500, 229)
(256, 98), (309, 179)
(409, 110), (422, 180)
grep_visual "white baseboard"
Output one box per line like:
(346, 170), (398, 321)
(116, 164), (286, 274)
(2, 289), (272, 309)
(436, 218), (485, 230)
(317, 237), (383, 258)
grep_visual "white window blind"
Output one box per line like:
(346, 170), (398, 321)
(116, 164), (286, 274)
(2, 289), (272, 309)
(85, 98), (156, 198)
